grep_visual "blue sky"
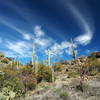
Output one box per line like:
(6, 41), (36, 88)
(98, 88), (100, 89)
(0, 0), (100, 63)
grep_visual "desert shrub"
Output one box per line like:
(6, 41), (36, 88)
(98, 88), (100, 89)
(60, 91), (69, 100)
(67, 71), (79, 78)
(53, 62), (62, 71)
(21, 66), (37, 91)
(0, 87), (15, 100)
(53, 88), (61, 94)
(89, 71), (98, 76)
(0, 66), (25, 99)
(26, 83), (36, 90)
(75, 83), (90, 92)
(53, 88), (69, 100)
(83, 58), (100, 76)
(0, 76), (25, 99)
(37, 64), (52, 83)
(1, 58), (9, 64)
(3, 78), (25, 97)
(0, 66), (18, 89)
(0, 52), (4, 58)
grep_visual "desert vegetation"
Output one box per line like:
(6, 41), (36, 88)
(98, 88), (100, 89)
(0, 47), (100, 100)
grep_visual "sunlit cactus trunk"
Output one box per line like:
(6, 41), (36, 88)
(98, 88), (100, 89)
(13, 58), (15, 65)
(35, 56), (38, 89)
(35, 56), (38, 74)
(47, 49), (55, 83)
(56, 46), (58, 62)
(17, 56), (20, 69)
(71, 38), (76, 60)
(48, 49), (50, 67)
(11, 60), (13, 68)
(51, 67), (55, 83)
(32, 43), (35, 67)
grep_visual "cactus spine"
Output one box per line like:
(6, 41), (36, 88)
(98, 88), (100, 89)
(71, 38), (76, 60)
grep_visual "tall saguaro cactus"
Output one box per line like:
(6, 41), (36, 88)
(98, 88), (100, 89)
(35, 56), (38, 74)
(71, 38), (76, 60)
(17, 56), (20, 69)
(48, 49), (50, 67)
(47, 49), (55, 83)
(32, 43), (35, 67)
(56, 46), (58, 62)
(35, 56), (38, 89)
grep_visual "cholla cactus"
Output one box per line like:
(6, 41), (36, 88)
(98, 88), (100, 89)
(71, 38), (76, 60)
(48, 49), (50, 67)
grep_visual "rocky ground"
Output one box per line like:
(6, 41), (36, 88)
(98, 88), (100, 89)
(16, 72), (100, 100)
(16, 53), (100, 100)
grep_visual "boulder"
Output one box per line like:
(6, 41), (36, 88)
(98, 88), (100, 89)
(90, 52), (100, 58)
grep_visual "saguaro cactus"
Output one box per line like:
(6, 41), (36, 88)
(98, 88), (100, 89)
(48, 49), (50, 67)
(55, 46), (59, 62)
(71, 38), (76, 60)
(35, 56), (38, 89)
(32, 43), (35, 67)
(35, 56), (38, 74)
(47, 49), (55, 82)
(17, 56), (20, 69)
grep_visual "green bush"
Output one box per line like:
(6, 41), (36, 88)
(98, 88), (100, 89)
(3, 78), (25, 97)
(75, 84), (90, 92)
(0, 52), (4, 58)
(60, 91), (68, 100)
(1, 58), (9, 64)
(37, 64), (52, 83)
(53, 62), (62, 71)
(67, 71), (79, 78)
(0, 66), (25, 99)
(53, 88), (69, 100)
(83, 58), (100, 76)
(21, 66), (37, 91)
(26, 83), (36, 90)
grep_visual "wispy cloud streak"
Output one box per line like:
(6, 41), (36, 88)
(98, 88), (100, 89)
(67, 3), (94, 45)
(0, 18), (32, 40)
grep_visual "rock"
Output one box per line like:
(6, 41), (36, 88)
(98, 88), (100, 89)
(90, 52), (100, 58)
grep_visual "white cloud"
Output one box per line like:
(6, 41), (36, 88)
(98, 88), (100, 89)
(6, 41), (31, 57)
(33, 25), (54, 49)
(23, 33), (32, 40)
(34, 26), (45, 37)
(74, 33), (93, 45)
(65, 48), (77, 56)
(34, 38), (51, 48)
(49, 41), (77, 57)
(67, 3), (94, 45)
(4, 51), (16, 57)
(0, 18), (33, 41)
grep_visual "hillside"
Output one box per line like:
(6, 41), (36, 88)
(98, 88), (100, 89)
(0, 52), (100, 100)
(17, 53), (100, 100)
